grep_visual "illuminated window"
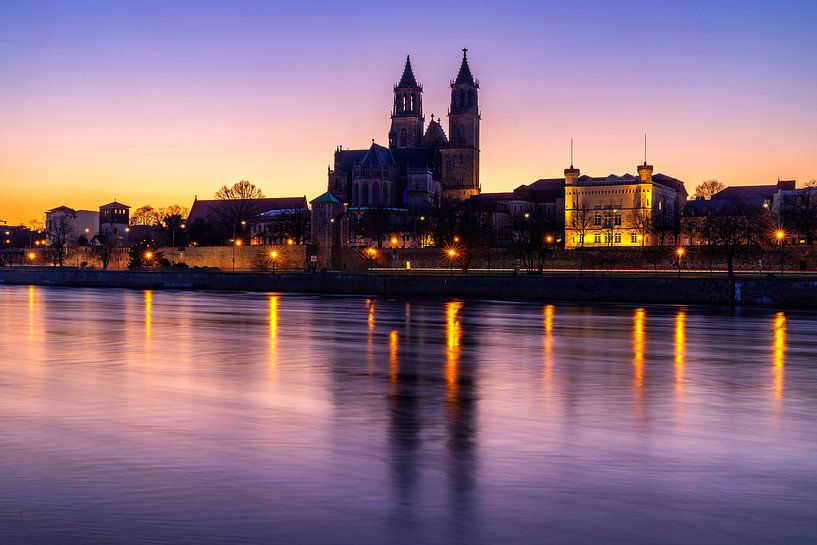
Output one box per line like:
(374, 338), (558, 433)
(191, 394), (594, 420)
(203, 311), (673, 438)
(614, 214), (622, 226)
(594, 213), (602, 226)
(594, 233), (601, 244)
(631, 233), (638, 243)
(614, 232), (621, 244)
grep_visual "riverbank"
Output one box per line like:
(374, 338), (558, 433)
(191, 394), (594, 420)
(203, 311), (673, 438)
(2, 267), (816, 308)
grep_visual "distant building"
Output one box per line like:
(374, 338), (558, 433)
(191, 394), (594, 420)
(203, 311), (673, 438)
(187, 196), (310, 245)
(99, 201), (130, 241)
(565, 164), (687, 247)
(320, 50), (481, 250)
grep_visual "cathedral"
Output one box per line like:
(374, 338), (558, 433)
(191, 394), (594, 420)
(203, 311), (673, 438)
(325, 50), (481, 211)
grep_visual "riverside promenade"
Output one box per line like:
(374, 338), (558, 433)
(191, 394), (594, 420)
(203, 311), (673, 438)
(2, 267), (816, 308)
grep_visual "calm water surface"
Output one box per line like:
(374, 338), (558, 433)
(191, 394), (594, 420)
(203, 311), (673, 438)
(0, 285), (816, 544)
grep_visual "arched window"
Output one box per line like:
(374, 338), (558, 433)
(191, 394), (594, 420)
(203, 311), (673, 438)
(468, 89), (474, 107)
(459, 88), (465, 108)
(362, 183), (369, 206)
(400, 128), (407, 147)
(372, 182), (381, 206)
(409, 94), (414, 112)
(353, 184), (360, 206)
(383, 184), (390, 206)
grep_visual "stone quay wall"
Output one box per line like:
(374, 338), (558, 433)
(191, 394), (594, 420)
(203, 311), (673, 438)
(2, 268), (816, 308)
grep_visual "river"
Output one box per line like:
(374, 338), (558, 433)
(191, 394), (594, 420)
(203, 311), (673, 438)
(0, 285), (815, 544)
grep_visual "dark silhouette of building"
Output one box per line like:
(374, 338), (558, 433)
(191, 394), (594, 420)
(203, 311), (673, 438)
(325, 50), (481, 212)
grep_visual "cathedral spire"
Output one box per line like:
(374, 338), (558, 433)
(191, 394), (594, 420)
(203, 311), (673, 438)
(398, 55), (419, 88)
(454, 48), (475, 85)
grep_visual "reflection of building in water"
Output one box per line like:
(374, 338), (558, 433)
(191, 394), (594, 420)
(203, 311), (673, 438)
(773, 312), (786, 401)
(675, 310), (686, 393)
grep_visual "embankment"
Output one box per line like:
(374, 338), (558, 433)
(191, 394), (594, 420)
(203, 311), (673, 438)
(1, 268), (816, 308)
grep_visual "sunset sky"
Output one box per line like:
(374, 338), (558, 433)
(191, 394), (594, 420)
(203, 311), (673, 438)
(2, 0), (816, 224)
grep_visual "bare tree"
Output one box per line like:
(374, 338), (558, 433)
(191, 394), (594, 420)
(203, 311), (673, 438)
(91, 229), (118, 270)
(272, 209), (311, 245)
(45, 215), (75, 267)
(693, 179), (726, 200)
(629, 207), (652, 247)
(705, 200), (766, 279)
(569, 199), (592, 249)
(213, 180), (266, 241)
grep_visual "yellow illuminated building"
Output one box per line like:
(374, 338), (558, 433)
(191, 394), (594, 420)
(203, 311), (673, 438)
(564, 163), (687, 248)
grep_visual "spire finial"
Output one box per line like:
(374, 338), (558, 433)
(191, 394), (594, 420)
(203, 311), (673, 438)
(463, 48), (468, 59)
(570, 138), (574, 169)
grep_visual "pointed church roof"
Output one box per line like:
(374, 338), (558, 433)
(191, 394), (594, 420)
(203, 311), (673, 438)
(397, 55), (419, 88)
(454, 48), (475, 85)
(310, 191), (342, 204)
(423, 117), (448, 146)
(358, 142), (396, 168)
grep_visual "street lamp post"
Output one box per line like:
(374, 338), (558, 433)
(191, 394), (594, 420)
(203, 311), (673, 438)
(269, 249), (279, 274)
(676, 246), (685, 278)
(446, 248), (458, 276)
(232, 239), (242, 272)
(775, 229), (785, 275)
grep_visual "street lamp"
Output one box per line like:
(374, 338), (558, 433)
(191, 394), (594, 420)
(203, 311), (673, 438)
(366, 247), (377, 271)
(144, 251), (153, 267)
(676, 246), (685, 277)
(27, 251), (36, 265)
(775, 229), (785, 275)
(446, 247), (458, 275)
(269, 249), (280, 274)
(232, 238), (242, 272)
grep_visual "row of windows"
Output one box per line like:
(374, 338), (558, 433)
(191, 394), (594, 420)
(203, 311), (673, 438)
(574, 232), (644, 244)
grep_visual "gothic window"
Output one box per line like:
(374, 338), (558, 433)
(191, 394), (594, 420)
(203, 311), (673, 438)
(468, 89), (474, 107)
(353, 184), (359, 205)
(459, 88), (465, 108)
(362, 183), (370, 206)
(400, 128), (407, 147)
(372, 182), (381, 205)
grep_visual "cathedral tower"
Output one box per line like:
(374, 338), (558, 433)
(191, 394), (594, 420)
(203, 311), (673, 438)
(441, 49), (480, 200)
(389, 56), (424, 149)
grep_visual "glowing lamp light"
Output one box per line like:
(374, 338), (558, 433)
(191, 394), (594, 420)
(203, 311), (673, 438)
(447, 248), (458, 258)
(235, 239), (243, 246)
(366, 247), (377, 257)
(270, 250), (279, 260)
(545, 235), (554, 243)
(453, 236), (460, 243)
(144, 251), (154, 260)
(287, 239), (294, 245)
(524, 212), (530, 219)
(390, 236), (398, 245)
(27, 252), (36, 261)
(676, 247), (685, 257)
(775, 230), (785, 241)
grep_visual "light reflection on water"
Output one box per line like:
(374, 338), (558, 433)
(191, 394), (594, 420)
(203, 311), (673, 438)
(1, 285), (816, 545)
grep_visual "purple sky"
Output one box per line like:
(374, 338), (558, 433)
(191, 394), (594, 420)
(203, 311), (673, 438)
(1, 0), (816, 222)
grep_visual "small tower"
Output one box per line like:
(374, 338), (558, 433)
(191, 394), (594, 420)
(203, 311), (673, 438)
(389, 56), (424, 149)
(441, 49), (481, 200)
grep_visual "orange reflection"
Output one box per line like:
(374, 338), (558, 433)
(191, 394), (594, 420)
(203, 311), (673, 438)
(144, 290), (153, 338)
(27, 285), (36, 338)
(633, 308), (645, 391)
(675, 310), (686, 393)
(445, 301), (463, 404)
(543, 305), (555, 394)
(773, 312), (786, 401)
(269, 295), (279, 370)
(365, 299), (375, 376)
(389, 330), (399, 385)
